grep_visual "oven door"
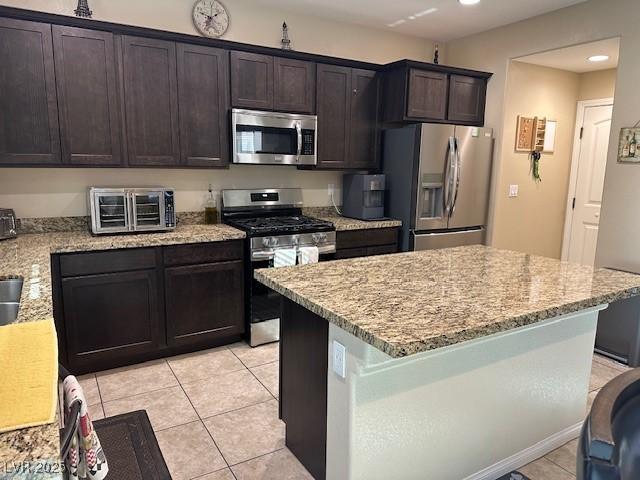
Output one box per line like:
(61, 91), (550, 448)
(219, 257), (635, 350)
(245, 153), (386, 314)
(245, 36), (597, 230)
(90, 189), (131, 234)
(130, 190), (166, 231)
(232, 109), (317, 165)
(248, 249), (334, 347)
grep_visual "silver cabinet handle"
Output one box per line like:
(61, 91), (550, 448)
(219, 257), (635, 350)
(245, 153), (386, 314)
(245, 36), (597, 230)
(296, 122), (302, 160)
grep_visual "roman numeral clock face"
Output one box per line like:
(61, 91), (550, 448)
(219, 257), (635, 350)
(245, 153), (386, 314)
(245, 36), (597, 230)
(193, 0), (230, 38)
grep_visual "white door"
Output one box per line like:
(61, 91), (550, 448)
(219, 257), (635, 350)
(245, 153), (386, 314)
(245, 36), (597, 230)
(567, 104), (613, 265)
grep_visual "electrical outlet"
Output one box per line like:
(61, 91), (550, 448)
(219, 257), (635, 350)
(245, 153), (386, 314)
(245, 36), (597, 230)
(328, 183), (335, 197)
(509, 184), (519, 197)
(332, 340), (346, 378)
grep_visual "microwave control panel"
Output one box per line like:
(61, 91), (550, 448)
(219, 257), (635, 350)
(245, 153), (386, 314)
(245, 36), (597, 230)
(301, 129), (315, 155)
(164, 191), (176, 227)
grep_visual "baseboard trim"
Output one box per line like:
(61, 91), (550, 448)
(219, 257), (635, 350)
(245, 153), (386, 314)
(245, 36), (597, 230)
(464, 422), (583, 480)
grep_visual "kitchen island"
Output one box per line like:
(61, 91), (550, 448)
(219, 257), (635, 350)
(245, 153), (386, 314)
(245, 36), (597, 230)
(255, 245), (640, 480)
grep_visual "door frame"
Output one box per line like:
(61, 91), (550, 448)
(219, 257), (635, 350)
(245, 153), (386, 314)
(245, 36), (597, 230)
(560, 97), (614, 261)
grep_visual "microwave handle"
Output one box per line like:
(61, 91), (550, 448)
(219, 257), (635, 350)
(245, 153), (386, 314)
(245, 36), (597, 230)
(296, 122), (302, 160)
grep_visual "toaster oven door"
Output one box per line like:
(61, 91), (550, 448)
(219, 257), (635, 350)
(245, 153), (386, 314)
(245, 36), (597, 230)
(91, 191), (131, 234)
(130, 190), (165, 231)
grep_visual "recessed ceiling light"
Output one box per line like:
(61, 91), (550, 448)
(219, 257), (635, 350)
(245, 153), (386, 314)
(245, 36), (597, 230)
(459, 0), (481, 5)
(588, 55), (609, 62)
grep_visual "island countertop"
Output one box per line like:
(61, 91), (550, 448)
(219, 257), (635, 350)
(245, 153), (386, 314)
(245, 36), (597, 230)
(255, 245), (640, 358)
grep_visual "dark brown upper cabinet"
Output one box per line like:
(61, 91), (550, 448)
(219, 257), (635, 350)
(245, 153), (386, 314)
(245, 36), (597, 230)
(230, 51), (274, 110)
(349, 69), (380, 169)
(382, 61), (491, 126)
(406, 69), (447, 120)
(0, 18), (61, 165)
(231, 52), (315, 113)
(53, 26), (123, 166)
(316, 64), (351, 169)
(122, 36), (180, 166)
(447, 74), (487, 125)
(316, 64), (379, 170)
(177, 44), (229, 168)
(273, 57), (316, 114)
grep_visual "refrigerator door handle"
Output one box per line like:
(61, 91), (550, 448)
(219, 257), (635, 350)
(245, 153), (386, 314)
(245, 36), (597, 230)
(443, 137), (456, 217)
(450, 137), (461, 215)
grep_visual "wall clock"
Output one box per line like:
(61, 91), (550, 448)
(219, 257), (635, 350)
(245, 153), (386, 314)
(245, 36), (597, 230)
(193, 0), (230, 38)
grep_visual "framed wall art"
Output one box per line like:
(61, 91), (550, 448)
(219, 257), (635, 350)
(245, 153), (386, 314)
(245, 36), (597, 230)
(618, 127), (640, 163)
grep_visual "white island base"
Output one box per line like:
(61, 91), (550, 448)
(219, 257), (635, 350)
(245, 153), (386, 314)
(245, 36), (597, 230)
(325, 306), (605, 480)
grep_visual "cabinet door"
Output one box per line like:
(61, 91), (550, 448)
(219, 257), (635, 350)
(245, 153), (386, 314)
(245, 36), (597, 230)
(122, 36), (180, 166)
(230, 51), (273, 110)
(177, 44), (229, 167)
(0, 18), (60, 165)
(62, 270), (162, 372)
(447, 74), (486, 125)
(53, 26), (123, 166)
(274, 57), (316, 114)
(349, 69), (379, 169)
(406, 69), (447, 120)
(316, 64), (351, 169)
(165, 260), (243, 348)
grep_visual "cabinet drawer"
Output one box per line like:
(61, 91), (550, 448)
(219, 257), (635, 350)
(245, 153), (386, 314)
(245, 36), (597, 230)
(163, 241), (243, 266)
(336, 228), (399, 250)
(59, 248), (157, 277)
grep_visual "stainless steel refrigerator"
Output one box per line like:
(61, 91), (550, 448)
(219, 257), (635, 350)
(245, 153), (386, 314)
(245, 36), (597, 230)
(383, 123), (494, 251)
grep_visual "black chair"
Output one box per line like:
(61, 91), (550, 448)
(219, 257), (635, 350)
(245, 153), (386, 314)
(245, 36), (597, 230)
(577, 368), (640, 479)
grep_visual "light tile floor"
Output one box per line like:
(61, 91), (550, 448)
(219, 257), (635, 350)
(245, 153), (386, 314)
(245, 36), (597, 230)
(79, 343), (629, 480)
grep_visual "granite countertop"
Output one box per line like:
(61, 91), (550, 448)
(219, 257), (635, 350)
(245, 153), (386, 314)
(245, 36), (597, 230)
(255, 245), (640, 358)
(0, 223), (245, 469)
(302, 208), (402, 231)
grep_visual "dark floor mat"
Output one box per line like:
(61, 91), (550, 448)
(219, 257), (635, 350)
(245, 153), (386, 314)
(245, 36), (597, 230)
(93, 410), (171, 480)
(496, 472), (531, 480)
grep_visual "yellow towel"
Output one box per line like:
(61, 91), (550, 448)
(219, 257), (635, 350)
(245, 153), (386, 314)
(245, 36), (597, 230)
(0, 319), (58, 433)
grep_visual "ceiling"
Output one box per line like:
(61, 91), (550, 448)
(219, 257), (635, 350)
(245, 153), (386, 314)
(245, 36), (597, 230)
(515, 38), (620, 73)
(245, 0), (588, 41)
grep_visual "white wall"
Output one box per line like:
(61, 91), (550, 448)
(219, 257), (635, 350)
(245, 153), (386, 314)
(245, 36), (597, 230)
(445, 0), (638, 271)
(0, 0), (434, 218)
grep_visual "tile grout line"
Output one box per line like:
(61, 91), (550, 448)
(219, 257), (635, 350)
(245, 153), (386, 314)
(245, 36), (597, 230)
(227, 446), (287, 469)
(101, 382), (182, 406)
(166, 360), (233, 475)
(199, 398), (276, 423)
(228, 346), (280, 399)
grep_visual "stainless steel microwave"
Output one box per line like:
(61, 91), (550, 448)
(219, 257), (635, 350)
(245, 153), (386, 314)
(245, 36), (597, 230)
(89, 187), (176, 235)
(231, 109), (317, 165)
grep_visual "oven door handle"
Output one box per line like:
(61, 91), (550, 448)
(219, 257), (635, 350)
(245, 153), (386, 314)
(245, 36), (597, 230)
(296, 122), (302, 161)
(251, 244), (336, 262)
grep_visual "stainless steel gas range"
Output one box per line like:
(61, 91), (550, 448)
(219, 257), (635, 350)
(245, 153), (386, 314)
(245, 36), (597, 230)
(222, 188), (336, 346)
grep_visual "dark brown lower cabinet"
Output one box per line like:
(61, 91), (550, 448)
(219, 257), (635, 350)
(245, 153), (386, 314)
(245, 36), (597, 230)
(334, 227), (399, 259)
(61, 269), (162, 372)
(165, 260), (243, 348)
(54, 241), (244, 374)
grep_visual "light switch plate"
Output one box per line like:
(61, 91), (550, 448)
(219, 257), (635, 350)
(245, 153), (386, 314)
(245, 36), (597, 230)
(333, 340), (346, 378)
(509, 184), (519, 197)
